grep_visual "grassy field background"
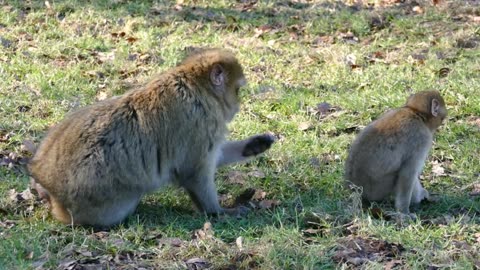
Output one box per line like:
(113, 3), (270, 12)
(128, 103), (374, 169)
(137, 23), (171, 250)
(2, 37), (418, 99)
(0, 0), (479, 269)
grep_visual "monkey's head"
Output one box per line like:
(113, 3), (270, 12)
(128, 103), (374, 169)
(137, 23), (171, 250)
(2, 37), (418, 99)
(180, 49), (247, 122)
(406, 90), (447, 130)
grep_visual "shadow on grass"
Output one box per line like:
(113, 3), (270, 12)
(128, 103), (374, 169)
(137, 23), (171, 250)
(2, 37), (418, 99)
(3, 0), (437, 37)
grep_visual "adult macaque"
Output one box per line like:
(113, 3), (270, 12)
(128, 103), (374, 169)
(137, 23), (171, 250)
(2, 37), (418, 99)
(345, 91), (447, 215)
(29, 49), (275, 227)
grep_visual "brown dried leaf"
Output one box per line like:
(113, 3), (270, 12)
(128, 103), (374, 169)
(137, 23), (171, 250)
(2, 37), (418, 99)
(412, 6), (424, 14)
(332, 236), (405, 266)
(437, 67), (451, 78)
(431, 160), (446, 177)
(8, 188), (35, 203)
(467, 117), (480, 129)
(185, 257), (211, 270)
(126, 36), (138, 43)
(258, 199), (281, 209)
(474, 232), (480, 244)
(252, 189), (267, 201)
(158, 237), (184, 248)
(91, 231), (109, 240)
(456, 38), (479, 49)
(338, 32), (359, 44)
(95, 91), (108, 101)
(21, 140), (36, 154)
(298, 121), (313, 131)
(469, 183), (480, 197)
(192, 222), (214, 240)
(248, 169), (265, 178)
(226, 170), (246, 185)
(425, 214), (454, 225)
(253, 25), (273, 38)
(95, 51), (115, 63)
(385, 259), (404, 270)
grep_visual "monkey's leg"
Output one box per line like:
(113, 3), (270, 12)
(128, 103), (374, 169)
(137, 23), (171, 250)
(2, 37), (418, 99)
(183, 166), (247, 216)
(217, 133), (275, 167)
(50, 197), (73, 225)
(184, 173), (223, 214)
(393, 164), (420, 214)
(411, 178), (429, 204)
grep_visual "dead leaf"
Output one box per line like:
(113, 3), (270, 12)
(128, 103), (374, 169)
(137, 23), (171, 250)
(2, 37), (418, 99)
(258, 199), (281, 209)
(17, 105), (31, 112)
(369, 207), (386, 220)
(252, 189), (267, 201)
(474, 233), (480, 244)
(185, 257), (211, 270)
(338, 32), (359, 44)
(425, 214), (454, 225)
(431, 160), (446, 176)
(21, 140), (36, 154)
(254, 25), (273, 38)
(95, 91), (108, 101)
(366, 51), (386, 64)
(298, 121), (313, 131)
(437, 67), (451, 78)
(248, 169), (265, 178)
(385, 259), (404, 270)
(413, 6), (424, 14)
(111, 32), (126, 38)
(236, 236), (243, 250)
(158, 237), (183, 248)
(312, 35), (334, 46)
(456, 37), (479, 49)
(302, 228), (323, 236)
(192, 222), (214, 240)
(410, 53), (426, 65)
(94, 51), (115, 63)
(332, 236), (405, 266)
(85, 70), (105, 79)
(226, 170), (246, 185)
(467, 117), (480, 129)
(8, 188), (35, 203)
(91, 231), (109, 240)
(345, 54), (357, 68)
(309, 102), (342, 118)
(469, 183), (480, 197)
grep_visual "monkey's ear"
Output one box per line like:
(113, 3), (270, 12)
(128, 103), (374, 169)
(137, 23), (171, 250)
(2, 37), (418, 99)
(210, 64), (225, 87)
(431, 98), (440, 117)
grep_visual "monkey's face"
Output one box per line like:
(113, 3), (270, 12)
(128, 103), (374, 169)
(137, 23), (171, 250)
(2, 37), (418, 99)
(209, 61), (246, 122)
(223, 75), (246, 122)
(433, 106), (447, 130)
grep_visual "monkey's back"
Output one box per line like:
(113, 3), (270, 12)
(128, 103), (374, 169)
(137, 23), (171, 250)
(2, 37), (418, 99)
(345, 107), (432, 198)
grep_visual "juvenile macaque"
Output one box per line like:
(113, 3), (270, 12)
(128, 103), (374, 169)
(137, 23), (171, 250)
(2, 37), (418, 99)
(28, 49), (275, 227)
(345, 91), (447, 215)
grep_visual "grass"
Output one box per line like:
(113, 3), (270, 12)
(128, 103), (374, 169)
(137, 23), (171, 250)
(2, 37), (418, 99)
(0, 0), (479, 269)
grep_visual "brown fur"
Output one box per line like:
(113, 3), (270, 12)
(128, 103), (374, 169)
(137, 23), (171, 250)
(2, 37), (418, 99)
(345, 91), (447, 214)
(28, 49), (274, 227)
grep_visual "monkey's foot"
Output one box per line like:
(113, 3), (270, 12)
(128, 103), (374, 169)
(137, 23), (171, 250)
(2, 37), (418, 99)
(392, 212), (417, 226)
(242, 133), (275, 157)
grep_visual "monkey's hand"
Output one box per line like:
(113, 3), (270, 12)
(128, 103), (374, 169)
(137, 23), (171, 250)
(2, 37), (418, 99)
(242, 133), (275, 157)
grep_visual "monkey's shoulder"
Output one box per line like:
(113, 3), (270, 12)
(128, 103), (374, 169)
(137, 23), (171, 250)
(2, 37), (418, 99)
(372, 108), (429, 134)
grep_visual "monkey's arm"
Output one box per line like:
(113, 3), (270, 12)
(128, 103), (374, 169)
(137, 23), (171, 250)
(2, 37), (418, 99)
(216, 134), (275, 167)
